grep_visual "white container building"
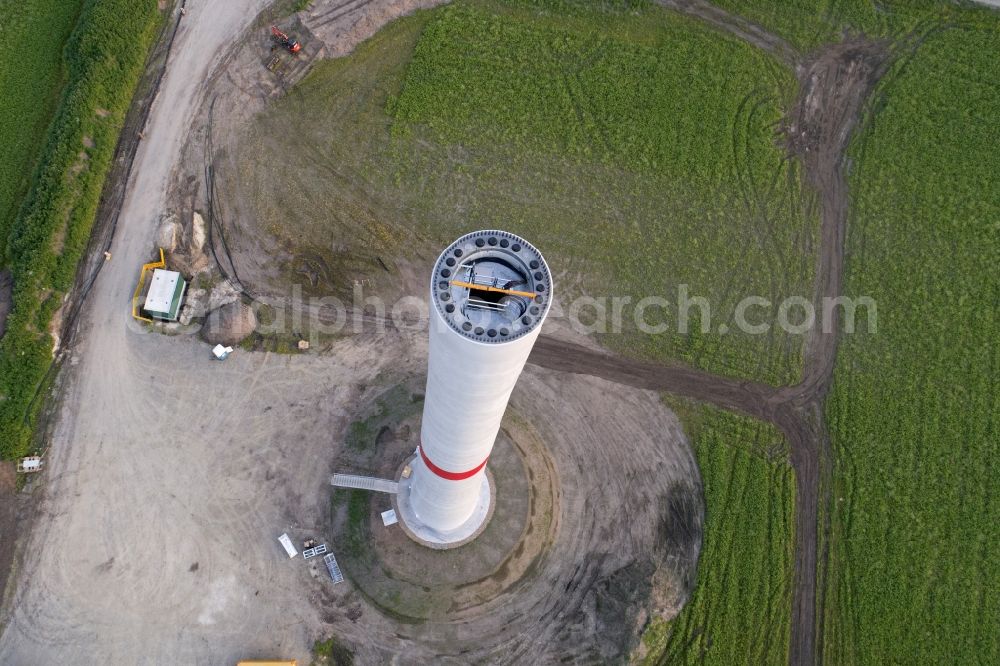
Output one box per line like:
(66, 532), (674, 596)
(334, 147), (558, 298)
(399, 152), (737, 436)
(143, 268), (187, 321)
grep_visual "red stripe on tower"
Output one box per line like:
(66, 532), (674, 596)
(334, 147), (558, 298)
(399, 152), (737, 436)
(418, 445), (488, 481)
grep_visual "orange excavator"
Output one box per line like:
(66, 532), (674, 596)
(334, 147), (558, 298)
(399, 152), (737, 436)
(270, 26), (301, 54)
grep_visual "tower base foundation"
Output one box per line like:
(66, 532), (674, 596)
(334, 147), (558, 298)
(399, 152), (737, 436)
(393, 454), (496, 550)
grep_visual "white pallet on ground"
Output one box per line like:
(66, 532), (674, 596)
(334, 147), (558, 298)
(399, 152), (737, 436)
(303, 544), (328, 560)
(323, 553), (344, 584)
(277, 533), (297, 558)
(330, 473), (398, 494)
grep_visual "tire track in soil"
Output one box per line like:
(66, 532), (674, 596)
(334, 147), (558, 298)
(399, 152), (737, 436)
(310, 0), (376, 29)
(727, 88), (790, 381)
(657, 0), (800, 68)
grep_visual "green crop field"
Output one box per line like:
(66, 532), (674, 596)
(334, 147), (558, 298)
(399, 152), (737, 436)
(0, 0), (83, 264)
(0, 0), (162, 458)
(823, 13), (1000, 664)
(236, 0), (818, 387)
(640, 402), (795, 664)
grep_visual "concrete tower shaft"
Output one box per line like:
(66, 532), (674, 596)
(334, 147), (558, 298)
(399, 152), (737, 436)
(404, 230), (552, 541)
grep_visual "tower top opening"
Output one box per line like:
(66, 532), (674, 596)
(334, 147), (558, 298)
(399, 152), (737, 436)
(431, 230), (553, 343)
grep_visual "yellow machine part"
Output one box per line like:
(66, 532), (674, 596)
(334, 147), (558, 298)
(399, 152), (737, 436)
(449, 279), (536, 299)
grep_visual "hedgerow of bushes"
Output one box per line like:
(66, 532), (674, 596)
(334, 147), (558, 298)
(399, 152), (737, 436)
(0, 0), (161, 459)
(0, 0), (83, 262)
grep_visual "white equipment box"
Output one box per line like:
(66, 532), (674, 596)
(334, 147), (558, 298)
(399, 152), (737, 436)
(277, 533), (298, 558)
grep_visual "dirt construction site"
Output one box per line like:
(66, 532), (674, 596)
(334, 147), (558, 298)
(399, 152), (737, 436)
(0, 0), (889, 663)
